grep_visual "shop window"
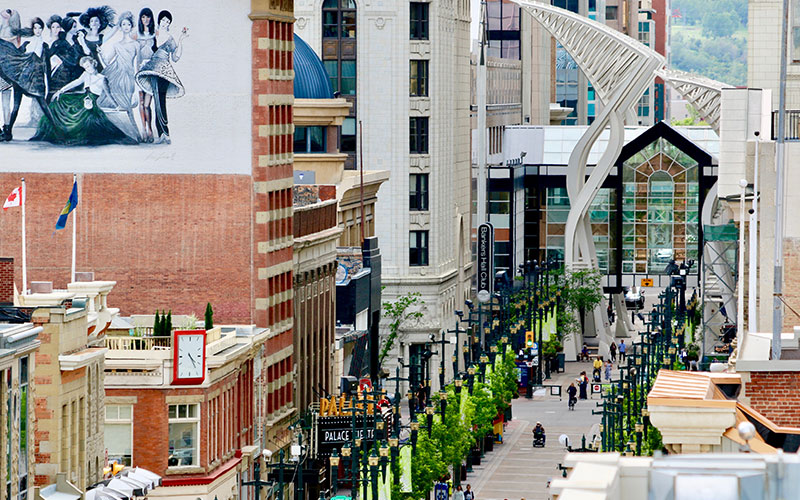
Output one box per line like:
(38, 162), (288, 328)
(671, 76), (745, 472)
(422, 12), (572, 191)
(104, 406), (133, 466)
(168, 404), (199, 467)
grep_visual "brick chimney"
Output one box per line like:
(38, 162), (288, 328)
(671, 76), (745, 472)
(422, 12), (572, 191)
(0, 257), (12, 305)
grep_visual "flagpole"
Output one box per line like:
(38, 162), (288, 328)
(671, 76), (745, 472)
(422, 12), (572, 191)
(21, 178), (26, 295)
(71, 173), (76, 284)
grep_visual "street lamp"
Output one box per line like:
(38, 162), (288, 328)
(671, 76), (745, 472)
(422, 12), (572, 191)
(410, 416), (420, 452)
(329, 449), (340, 494)
(426, 402), (435, 436)
(369, 449), (379, 500)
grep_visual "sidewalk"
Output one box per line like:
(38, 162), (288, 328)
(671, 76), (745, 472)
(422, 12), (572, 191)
(465, 360), (603, 500)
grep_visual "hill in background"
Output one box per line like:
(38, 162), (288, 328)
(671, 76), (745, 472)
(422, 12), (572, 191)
(670, 0), (747, 86)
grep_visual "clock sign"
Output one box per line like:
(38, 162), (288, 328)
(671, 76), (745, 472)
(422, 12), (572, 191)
(172, 330), (207, 385)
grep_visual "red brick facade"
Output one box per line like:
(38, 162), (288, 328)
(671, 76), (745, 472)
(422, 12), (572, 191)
(251, 2), (296, 438)
(0, 173), (252, 323)
(744, 371), (800, 427)
(0, 257), (12, 304)
(106, 360), (254, 478)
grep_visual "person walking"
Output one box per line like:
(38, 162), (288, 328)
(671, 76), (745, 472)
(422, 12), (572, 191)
(463, 485), (474, 500)
(567, 382), (577, 409)
(610, 341), (617, 363)
(619, 340), (627, 362)
(592, 356), (603, 382)
(452, 486), (465, 500)
(604, 359), (612, 382)
(578, 372), (588, 400)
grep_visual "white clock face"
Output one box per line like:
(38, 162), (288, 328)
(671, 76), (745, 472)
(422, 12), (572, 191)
(177, 334), (205, 380)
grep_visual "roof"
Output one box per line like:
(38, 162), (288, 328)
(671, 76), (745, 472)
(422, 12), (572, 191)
(503, 125), (719, 167)
(647, 370), (738, 407)
(293, 34), (334, 99)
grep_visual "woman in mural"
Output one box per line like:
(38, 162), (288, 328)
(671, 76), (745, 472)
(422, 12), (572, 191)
(31, 55), (135, 146)
(135, 10), (187, 145)
(19, 17), (49, 126)
(47, 15), (85, 100)
(76, 6), (116, 71)
(0, 9), (22, 141)
(134, 7), (155, 142)
(99, 11), (140, 141)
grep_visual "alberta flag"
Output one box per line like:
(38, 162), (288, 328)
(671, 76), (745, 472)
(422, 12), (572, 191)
(55, 180), (78, 230)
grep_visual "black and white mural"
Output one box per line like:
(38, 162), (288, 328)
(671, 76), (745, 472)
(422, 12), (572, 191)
(0, 2), (251, 173)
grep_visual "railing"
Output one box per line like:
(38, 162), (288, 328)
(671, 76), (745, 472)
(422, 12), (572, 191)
(293, 201), (338, 238)
(771, 110), (800, 140)
(105, 336), (172, 350)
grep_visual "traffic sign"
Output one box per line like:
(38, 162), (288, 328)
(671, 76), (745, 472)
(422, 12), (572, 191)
(641, 278), (654, 287)
(592, 384), (601, 394)
(532, 355), (539, 367)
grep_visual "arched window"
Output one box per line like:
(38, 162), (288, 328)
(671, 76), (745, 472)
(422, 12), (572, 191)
(322, 0), (357, 165)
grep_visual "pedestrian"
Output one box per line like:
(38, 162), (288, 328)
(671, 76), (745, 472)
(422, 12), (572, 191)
(581, 343), (590, 362)
(610, 341), (617, 363)
(464, 485), (474, 500)
(604, 359), (612, 382)
(578, 372), (588, 400)
(592, 356), (603, 382)
(607, 303), (613, 323)
(452, 486), (464, 500)
(619, 340), (626, 362)
(631, 310), (636, 324)
(567, 382), (577, 409)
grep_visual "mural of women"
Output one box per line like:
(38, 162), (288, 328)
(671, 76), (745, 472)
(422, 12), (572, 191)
(0, 9), (22, 141)
(77, 6), (116, 71)
(20, 17), (49, 126)
(135, 10), (187, 145)
(135, 7), (155, 142)
(99, 11), (139, 141)
(47, 15), (84, 99)
(31, 56), (135, 146)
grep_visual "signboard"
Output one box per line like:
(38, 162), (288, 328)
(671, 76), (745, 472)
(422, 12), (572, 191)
(641, 278), (654, 287)
(592, 384), (602, 394)
(477, 222), (494, 303)
(315, 415), (376, 457)
(531, 342), (539, 355)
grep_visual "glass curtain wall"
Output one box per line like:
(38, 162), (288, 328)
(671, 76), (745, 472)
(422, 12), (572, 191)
(621, 137), (700, 273)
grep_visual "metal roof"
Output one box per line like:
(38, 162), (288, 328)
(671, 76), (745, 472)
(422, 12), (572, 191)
(293, 34), (334, 100)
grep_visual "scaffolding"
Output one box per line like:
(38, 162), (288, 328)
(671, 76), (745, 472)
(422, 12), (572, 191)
(701, 223), (738, 357)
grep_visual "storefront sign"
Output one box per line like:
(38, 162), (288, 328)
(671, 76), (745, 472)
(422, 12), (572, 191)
(316, 415), (376, 457)
(477, 222), (494, 303)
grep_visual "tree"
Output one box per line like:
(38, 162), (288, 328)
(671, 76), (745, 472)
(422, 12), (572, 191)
(165, 310), (173, 334)
(702, 10), (737, 38)
(562, 269), (604, 337)
(381, 292), (424, 366)
(153, 310), (161, 336)
(205, 302), (214, 330)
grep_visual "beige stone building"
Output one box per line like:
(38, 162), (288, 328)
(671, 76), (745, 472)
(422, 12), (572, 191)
(16, 280), (116, 490)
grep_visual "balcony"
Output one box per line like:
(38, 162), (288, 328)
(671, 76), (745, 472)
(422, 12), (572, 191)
(105, 335), (172, 350)
(771, 110), (800, 140)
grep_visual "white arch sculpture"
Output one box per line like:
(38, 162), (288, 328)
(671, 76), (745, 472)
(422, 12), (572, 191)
(509, 0), (730, 357)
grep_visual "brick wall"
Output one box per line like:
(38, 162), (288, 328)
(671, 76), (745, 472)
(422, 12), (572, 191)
(743, 371), (800, 427)
(0, 257), (12, 304)
(251, 0), (296, 438)
(293, 202), (337, 238)
(0, 173), (252, 323)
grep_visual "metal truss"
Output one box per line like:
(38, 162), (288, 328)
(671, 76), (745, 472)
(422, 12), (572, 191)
(658, 69), (731, 134)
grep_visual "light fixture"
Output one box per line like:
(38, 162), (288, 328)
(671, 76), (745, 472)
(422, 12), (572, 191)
(341, 444), (351, 457)
(379, 442), (389, 457)
(410, 420), (420, 432)
(368, 453), (379, 467)
(388, 437), (399, 448)
(330, 451), (340, 467)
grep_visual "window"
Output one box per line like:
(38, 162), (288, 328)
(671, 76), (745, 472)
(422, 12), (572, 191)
(168, 404), (199, 467)
(486, 0), (521, 59)
(293, 126), (326, 153)
(409, 174), (429, 211)
(409, 231), (429, 266)
(409, 117), (429, 154)
(323, 0), (356, 39)
(605, 5), (618, 20)
(341, 118), (356, 153)
(410, 60), (429, 96)
(793, 0), (800, 62)
(104, 405), (133, 466)
(324, 60), (356, 96)
(18, 358), (27, 500)
(410, 2), (429, 40)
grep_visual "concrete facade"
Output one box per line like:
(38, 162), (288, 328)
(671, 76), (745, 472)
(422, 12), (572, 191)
(294, 0), (472, 389)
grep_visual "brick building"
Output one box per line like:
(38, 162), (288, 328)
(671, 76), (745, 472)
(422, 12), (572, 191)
(103, 318), (268, 500)
(0, 306), (40, 500)
(12, 281), (113, 491)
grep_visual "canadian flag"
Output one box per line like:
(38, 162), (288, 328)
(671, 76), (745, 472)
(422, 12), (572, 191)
(3, 186), (22, 210)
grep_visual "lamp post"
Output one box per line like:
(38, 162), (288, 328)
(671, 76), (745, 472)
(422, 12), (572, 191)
(410, 415), (420, 452)
(368, 449), (379, 500)
(426, 401), (435, 437)
(329, 450), (340, 494)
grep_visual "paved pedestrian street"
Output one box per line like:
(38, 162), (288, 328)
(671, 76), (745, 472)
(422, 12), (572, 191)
(467, 360), (611, 500)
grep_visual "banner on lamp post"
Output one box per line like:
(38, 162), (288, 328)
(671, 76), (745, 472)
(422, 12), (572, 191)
(477, 222), (495, 303)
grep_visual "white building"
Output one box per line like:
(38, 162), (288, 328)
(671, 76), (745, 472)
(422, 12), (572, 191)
(294, 0), (473, 388)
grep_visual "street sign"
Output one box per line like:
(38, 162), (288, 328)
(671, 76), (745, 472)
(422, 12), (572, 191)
(532, 355), (539, 367)
(641, 278), (654, 287)
(531, 342), (539, 355)
(592, 384), (602, 394)
(477, 222), (494, 303)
